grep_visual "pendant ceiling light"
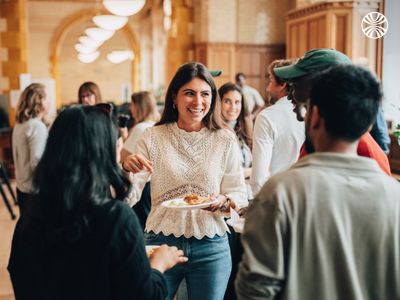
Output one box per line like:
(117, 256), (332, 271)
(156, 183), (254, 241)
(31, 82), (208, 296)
(78, 52), (100, 64)
(103, 0), (146, 17)
(79, 36), (104, 48)
(85, 27), (115, 42)
(163, 0), (172, 16)
(75, 43), (98, 54)
(93, 15), (128, 31)
(107, 50), (134, 64)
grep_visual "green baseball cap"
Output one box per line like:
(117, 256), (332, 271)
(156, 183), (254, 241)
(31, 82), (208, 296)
(273, 48), (352, 79)
(210, 70), (222, 77)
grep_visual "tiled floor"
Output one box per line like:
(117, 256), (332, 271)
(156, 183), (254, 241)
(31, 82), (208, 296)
(0, 182), (17, 300)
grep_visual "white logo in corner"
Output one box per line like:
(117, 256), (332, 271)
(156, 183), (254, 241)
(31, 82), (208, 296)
(361, 12), (388, 39)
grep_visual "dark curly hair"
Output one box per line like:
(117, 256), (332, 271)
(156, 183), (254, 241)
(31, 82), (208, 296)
(309, 65), (382, 142)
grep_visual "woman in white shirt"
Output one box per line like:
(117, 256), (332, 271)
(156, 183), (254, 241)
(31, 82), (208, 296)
(121, 91), (160, 229)
(121, 91), (160, 161)
(122, 62), (248, 300)
(12, 83), (49, 216)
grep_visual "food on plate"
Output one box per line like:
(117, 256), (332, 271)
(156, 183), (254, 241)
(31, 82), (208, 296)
(183, 194), (210, 205)
(167, 199), (188, 207)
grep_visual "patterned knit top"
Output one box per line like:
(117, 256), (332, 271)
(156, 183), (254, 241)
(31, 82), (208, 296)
(126, 122), (248, 239)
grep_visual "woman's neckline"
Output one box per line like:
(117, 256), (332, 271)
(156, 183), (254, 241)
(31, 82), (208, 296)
(173, 122), (208, 134)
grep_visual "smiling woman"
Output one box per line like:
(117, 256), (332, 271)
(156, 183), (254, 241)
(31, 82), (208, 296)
(173, 77), (212, 132)
(156, 62), (225, 132)
(122, 62), (248, 300)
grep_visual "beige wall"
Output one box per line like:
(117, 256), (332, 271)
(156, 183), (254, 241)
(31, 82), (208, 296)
(27, 1), (93, 79)
(237, 0), (292, 44)
(23, 0), (293, 107)
(194, 0), (292, 44)
(26, 1), (166, 106)
(208, 0), (237, 43)
(59, 23), (131, 104)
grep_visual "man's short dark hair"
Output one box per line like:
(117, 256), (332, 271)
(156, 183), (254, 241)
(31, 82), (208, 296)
(235, 73), (246, 82)
(310, 65), (382, 142)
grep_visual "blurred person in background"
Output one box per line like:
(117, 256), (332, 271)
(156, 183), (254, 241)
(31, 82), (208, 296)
(218, 82), (252, 300)
(218, 83), (252, 179)
(121, 91), (160, 230)
(78, 81), (103, 106)
(235, 73), (264, 120)
(250, 59), (305, 197)
(121, 91), (160, 161)
(274, 48), (391, 175)
(78, 81), (129, 141)
(12, 83), (49, 216)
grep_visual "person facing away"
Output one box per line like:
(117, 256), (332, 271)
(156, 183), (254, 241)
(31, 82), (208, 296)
(250, 59), (305, 197)
(235, 72), (264, 118)
(274, 48), (391, 175)
(122, 62), (248, 300)
(8, 105), (187, 300)
(78, 81), (103, 106)
(12, 83), (50, 216)
(236, 65), (400, 300)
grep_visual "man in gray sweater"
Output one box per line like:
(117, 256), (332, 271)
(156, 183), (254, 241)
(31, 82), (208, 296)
(235, 64), (400, 300)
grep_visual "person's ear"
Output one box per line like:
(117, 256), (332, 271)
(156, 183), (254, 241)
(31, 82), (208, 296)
(309, 105), (322, 130)
(280, 81), (287, 92)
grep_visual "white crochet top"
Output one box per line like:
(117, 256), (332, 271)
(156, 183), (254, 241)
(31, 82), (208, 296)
(126, 122), (248, 239)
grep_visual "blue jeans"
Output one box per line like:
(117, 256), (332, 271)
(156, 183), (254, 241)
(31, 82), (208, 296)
(144, 232), (232, 300)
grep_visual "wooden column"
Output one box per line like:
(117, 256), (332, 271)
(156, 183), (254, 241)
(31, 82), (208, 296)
(286, 0), (382, 73)
(195, 42), (285, 97)
(166, 0), (194, 83)
(0, 0), (28, 126)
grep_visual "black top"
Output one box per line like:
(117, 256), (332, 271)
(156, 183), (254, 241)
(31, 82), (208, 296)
(8, 200), (167, 300)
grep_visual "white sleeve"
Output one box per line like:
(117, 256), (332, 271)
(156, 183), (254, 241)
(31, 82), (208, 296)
(123, 123), (146, 153)
(250, 113), (275, 197)
(124, 129), (152, 207)
(28, 121), (48, 169)
(221, 139), (248, 208)
(254, 89), (265, 107)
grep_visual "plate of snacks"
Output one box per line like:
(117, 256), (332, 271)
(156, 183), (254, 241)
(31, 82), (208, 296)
(161, 194), (219, 209)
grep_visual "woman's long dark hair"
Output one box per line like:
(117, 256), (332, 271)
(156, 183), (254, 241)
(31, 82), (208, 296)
(32, 105), (130, 242)
(157, 62), (226, 131)
(218, 82), (252, 148)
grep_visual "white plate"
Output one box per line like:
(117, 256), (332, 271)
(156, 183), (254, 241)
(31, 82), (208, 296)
(161, 197), (219, 210)
(145, 245), (160, 257)
(226, 218), (245, 233)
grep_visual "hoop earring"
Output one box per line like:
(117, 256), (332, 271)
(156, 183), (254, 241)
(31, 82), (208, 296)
(173, 103), (176, 110)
